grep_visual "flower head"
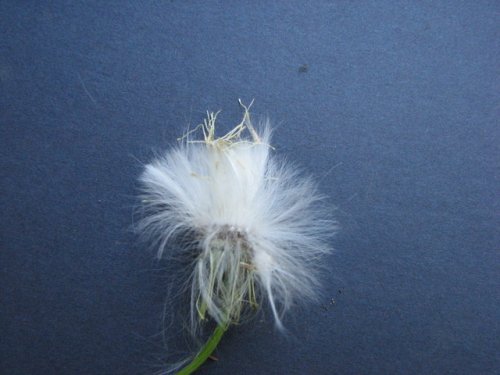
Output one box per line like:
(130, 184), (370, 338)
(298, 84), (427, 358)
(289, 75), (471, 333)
(139, 100), (335, 340)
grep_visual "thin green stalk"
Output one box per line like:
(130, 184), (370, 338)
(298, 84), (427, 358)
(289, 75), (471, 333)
(177, 324), (227, 375)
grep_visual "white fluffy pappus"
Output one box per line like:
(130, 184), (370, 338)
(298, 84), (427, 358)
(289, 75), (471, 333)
(138, 101), (336, 341)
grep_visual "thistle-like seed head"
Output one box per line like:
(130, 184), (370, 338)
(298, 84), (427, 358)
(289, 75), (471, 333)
(139, 101), (335, 334)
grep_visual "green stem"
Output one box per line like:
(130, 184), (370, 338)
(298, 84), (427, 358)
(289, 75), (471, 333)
(177, 324), (227, 375)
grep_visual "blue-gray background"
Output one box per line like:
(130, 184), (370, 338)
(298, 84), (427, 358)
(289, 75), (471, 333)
(1, 1), (498, 374)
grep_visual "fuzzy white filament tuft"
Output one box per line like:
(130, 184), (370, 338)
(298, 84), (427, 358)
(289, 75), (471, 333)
(138, 100), (336, 372)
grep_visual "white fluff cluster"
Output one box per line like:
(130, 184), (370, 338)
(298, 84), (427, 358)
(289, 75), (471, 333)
(138, 101), (335, 333)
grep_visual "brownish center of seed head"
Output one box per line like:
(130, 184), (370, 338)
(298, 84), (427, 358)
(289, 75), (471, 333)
(216, 225), (254, 256)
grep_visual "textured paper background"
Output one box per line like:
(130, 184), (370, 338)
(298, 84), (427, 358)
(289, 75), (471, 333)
(1, 1), (498, 374)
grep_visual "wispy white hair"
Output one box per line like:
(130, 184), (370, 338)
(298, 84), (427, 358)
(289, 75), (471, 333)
(138, 101), (335, 334)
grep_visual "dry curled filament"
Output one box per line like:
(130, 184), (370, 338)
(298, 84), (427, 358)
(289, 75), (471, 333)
(138, 100), (335, 374)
